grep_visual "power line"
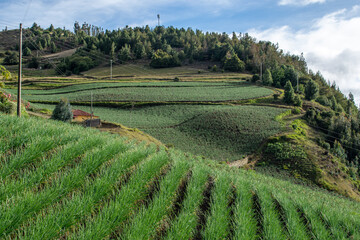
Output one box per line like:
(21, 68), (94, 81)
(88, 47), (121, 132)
(21, 30), (66, 76)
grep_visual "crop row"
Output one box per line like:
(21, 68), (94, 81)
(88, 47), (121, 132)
(9, 82), (273, 102)
(1, 115), (360, 239)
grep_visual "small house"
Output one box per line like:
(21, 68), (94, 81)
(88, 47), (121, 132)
(72, 109), (99, 122)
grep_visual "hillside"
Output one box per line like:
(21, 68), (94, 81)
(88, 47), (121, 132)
(1, 23), (360, 202)
(0, 114), (359, 239)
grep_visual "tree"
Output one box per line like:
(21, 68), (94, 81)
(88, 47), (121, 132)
(262, 69), (273, 86)
(150, 49), (181, 68)
(23, 47), (32, 56)
(27, 57), (40, 69)
(49, 24), (54, 32)
(305, 79), (319, 100)
(50, 42), (57, 53)
(134, 43), (146, 59)
(3, 52), (18, 65)
(284, 66), (297, 87)
(51, 99), (73, 122)
(118, 44), (132, 63)
(223, 53), (245, 72)
(0, 65), (11, 88)
(271, 67), (284, 87)
(284, 81), (295, 104)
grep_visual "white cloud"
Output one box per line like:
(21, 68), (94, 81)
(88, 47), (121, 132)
(248, 6), (360, 105)
(278, 0), (326, 6)
(0, 0), (240, 30)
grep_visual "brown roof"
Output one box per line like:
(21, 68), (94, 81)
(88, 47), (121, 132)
(72, 109), (92, 117)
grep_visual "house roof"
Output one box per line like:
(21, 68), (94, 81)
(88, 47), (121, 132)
(72, 109), (93, 117)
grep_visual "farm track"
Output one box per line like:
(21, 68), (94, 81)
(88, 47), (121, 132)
(1, 115), (360, 239)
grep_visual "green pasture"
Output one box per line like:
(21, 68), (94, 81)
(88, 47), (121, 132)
(0, 115), (359, 239)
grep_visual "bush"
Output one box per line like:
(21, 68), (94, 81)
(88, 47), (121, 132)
(3, 52), (18, 65)
(266, 142), (307, 161)
(51, 99), (73, 122)
(273, 93), (280, 100)
(294, 95), (302, 107)
(27, 57), (40, 69)
(211, 65), (218, 72)
(292, 107), (301, 114)
(0, 100), (16, 114)
(174, 77), (180, 82)
(316, 95), (330, 106)
(251, 74), (260, 83)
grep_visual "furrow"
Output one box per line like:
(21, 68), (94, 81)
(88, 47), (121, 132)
(164, 165), (209, 240)
(12, 145), (154, 240)
(202, 172), (233, 240)
(119, 160), (190, 239)
(67, 150), (170, 239)
(0, 139), (128, 237)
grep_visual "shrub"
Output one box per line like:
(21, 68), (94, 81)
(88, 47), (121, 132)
(27, 57), (40, 69)
(211, 65), (218, 72)
(51, 99), (73, 122)
(0, 100), (16, 114)
(294, 95), (302, 107)
(174, 77), (180, 82)
(316, 95), (330, 106)
(3, 52), (18, 65)
(251, 74), (260, 83)
(292, 107), (301, 114)
(266, 142), (307, 161)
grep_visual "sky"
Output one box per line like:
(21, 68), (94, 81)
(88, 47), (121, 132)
(0, 0), (359, 104)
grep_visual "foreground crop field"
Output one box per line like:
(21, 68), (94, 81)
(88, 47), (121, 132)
(1, 115), (359, 239)
(33, 104), (287, 161)
(9, 81), (273, 102)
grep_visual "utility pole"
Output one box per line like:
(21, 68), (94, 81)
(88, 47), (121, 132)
(260, 62), (262, 82)
(17, 23), (23, 117)
(110, 60), (112, 80)
(90, 91), (93, 127)
(157, 14), (160, 26)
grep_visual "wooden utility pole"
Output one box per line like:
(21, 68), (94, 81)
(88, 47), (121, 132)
(17, 23), (22, 117)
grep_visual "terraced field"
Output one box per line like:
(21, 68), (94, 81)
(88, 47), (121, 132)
(33, 104), (287, 161)
(8, 81), (274, 102)
(1, 115), (359, 239)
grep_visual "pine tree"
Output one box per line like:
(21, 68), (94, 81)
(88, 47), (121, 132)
(284, 81), (295, 104)
(263, 69), (273, 86)
(51, 99), (73, 122)
(305, 79), (319, 100)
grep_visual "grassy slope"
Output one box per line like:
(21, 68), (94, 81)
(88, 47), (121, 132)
(0, 114), (359, 239)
